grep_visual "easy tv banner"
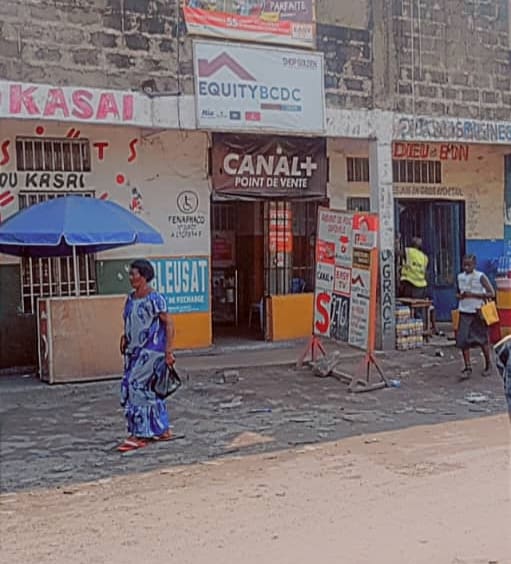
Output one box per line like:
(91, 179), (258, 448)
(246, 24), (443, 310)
(183, 0), (316, 49)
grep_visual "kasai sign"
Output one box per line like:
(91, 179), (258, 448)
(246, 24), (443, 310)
(0, 81), (141, 125)
(193, 40), (325, 133)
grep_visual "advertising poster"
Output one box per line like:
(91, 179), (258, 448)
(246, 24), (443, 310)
(313, 207), (379, 352)
(183, 0), (316, 49)
(193, 40), (325, 133)
(268, 202), (293, 267)
(211, 133), (327, 199)
(151, 257), (210, 314)
(269, 209), (292, 251)
(212, 230), (236, 267)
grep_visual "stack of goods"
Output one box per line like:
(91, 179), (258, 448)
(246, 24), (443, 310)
(496, 256), (511, 338)
(497, 256), (511, 277)
(395, 306), (424, 350)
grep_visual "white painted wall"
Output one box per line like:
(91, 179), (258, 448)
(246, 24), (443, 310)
(0, 120), (210, 265)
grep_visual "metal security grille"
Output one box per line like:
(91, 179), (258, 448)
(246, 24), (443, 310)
(347, 157), (370, 182)
(16, 137), (91, 172)
(212, 202), (236, 231)
(433, 203), (457, 287)
(347, 197), (370, 212)
(392, 159), (442, 184)
(18, 192), (96, 314)
(264, 200), (318, 296)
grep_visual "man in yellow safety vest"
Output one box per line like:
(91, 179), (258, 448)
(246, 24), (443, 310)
(400, 237), (428, 299)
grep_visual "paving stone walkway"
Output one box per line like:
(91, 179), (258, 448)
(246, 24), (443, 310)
(0, 343), (507, 492)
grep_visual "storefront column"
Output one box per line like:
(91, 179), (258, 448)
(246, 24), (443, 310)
(369, 137), (396, 350)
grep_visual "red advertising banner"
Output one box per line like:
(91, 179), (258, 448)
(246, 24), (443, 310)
(313, 207), (379, 353)
(212, 230), (236, 267)
(269, 207), (293, 253)
(183, 1), (316, 48)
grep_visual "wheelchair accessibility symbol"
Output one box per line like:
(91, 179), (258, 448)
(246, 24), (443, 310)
(177, 191), (199, 214)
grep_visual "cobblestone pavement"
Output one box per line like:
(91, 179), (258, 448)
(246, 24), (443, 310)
(0, 344), (507, 493)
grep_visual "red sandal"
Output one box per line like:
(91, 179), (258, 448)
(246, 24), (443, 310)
(117, 437), (149, 452)
(153, 430), (174, 442)
(153, 431), (185, 442)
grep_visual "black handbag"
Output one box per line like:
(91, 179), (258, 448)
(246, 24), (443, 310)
(151, 357), (182, 399)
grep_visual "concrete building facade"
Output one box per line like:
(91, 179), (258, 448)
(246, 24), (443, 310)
(1, 0), (511, 372)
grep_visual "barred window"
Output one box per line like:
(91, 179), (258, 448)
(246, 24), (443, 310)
(16, 137), (91, 172)
(18, 191), (97, 314)
(264, 200), (320, 295)
(347, 197), (370, 212)
(392, 159), (442, 184)
(347, 157), (370, 182)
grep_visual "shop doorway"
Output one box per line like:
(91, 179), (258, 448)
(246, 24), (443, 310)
(396, 200), (465, 321)
(211, 201), (262, 342)
(211, 200), (318, 343)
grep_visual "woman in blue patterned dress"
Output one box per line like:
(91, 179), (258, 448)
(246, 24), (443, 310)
(117, 259), (175, 452)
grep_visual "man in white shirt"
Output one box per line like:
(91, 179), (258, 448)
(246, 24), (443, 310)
(456, 255), (495, 379)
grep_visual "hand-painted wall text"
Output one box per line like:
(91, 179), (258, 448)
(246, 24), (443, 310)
(396, 116), (511, 144)
(4, 84), (134, 122)
(394, 185), (464, 198)
(393, 142), (469, 161)
(0, 172), (88, 190)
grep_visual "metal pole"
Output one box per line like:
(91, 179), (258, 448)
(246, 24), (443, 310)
(72, 246), (80, 297)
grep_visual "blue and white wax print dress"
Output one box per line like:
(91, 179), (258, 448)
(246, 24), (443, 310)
(121, 292), (170, 438)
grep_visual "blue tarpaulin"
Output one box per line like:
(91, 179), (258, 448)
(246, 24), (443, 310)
(0, 196), (163, 258)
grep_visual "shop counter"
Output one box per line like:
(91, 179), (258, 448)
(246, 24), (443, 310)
(37, 295), (213, 384)
(267, 293), (314, 341)
(38, 295), (125, 384)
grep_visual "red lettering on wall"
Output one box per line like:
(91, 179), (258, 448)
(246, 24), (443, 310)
(439, 144), (469, 161)
(66, 128), (81, 139)
(7, 84), (136, 123)
(0, 190), (15, 208)
(459, 145), (469, 161)
(0, 140), (11, 166)
(314, 292), (331, 334)
(96, 93), (120, 120)
(43, 88), (70, 118)
(72, 90), (94, 120)
(128, 138), (139, 163)
(393, 142), (407, 158)
(394, 142), (470, 161)
(9, 85), (40, 115)
(123, 95), (134, 121)
(439, 145), (449, 160)
(93, 141), (110, 161)
(393, 142), (429, 159)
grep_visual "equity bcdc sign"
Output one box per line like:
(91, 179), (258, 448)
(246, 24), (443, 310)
(193, 40), (325, 134)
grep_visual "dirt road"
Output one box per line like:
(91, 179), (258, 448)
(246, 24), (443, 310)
(2, 415), (510, 564)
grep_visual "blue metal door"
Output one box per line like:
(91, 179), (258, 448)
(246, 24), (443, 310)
(395, 200), (465, 321)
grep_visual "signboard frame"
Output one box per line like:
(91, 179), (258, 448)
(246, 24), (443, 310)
(313, 207), (378, 352)
(193, 40), (326, 134)
(301, 206), (386, 392)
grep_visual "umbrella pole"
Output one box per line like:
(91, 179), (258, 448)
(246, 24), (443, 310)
(72, 246), (80, 297)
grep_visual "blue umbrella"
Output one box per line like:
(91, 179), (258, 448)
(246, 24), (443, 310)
(0, 196), (163, 257)
(0, 195), (164, 295)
